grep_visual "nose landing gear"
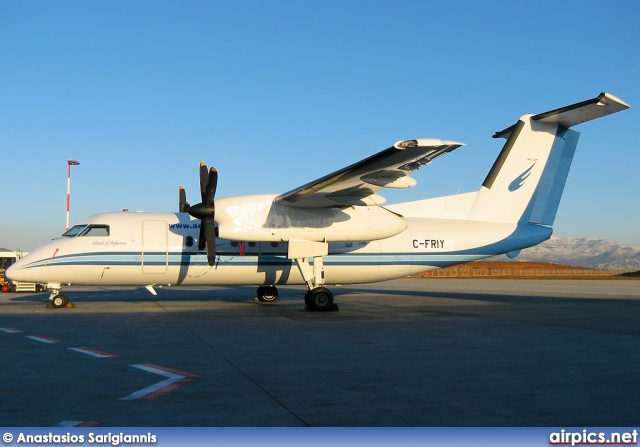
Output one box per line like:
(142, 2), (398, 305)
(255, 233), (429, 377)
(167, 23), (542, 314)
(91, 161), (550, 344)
(51, 294), (69, 308)
(47, 287), (74, 308)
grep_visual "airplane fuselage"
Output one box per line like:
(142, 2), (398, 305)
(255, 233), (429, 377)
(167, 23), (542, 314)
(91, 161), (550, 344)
(12, 209), (551, 289)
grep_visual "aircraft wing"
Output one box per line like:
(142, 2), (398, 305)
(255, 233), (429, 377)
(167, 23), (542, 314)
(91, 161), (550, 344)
(275, 139), (465, 208)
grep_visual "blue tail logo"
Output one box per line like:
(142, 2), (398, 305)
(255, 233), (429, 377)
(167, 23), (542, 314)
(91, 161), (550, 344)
(508, 161), (537, 192)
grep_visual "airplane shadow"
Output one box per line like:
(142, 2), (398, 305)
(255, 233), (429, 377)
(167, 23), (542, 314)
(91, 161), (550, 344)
(4, 280), (639, 309)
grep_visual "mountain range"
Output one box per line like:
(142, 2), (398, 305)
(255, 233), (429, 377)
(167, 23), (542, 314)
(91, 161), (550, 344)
(491, 236), (640, 270)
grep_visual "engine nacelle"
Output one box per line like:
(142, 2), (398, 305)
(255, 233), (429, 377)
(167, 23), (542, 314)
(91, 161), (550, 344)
(215, 194), (406, 242)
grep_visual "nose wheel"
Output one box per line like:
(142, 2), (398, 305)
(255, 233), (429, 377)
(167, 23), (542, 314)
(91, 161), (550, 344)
(51, 294), (69, 308)
(47, 287), (73, 308)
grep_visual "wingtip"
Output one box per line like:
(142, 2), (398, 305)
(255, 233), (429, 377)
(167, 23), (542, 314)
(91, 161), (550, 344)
(598, 92), (631, 109)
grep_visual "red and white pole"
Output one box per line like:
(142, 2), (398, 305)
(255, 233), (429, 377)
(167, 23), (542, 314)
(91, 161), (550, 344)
(66, 160), (80, 230)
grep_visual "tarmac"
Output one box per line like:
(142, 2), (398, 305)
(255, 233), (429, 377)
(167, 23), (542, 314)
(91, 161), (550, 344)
(1, 278), (639, 427)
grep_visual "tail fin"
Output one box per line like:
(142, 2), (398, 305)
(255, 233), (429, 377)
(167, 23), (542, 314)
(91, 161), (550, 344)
(467, 93), (629, 224)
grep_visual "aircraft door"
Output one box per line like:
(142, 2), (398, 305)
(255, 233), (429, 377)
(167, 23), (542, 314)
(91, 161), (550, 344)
(142, 220), (168, 274)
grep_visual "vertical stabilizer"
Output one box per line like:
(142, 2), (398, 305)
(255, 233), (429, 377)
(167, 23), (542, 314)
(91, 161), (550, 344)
(467, 92), (629, 225)
(467, 116), (564, 223)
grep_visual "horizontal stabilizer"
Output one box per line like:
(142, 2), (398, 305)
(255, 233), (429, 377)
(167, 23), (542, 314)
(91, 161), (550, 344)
(494, 92), (630, 138)
(533, 92), (629, 127)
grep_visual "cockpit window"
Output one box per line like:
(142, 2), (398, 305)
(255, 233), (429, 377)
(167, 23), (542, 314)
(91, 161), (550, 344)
(79, 225), (110, 237)
(61, 224), (110, 237)
(62, 225), (88, 237)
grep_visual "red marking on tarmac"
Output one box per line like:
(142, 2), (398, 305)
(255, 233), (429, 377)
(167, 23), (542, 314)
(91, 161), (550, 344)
(144, 363), (199, 377)
(67, 347), (118, 358)
(141, 375), (199, 400)
(120, 363), (200, 401)
(25, 335), (62, 343)
(0, 327), (23, 333)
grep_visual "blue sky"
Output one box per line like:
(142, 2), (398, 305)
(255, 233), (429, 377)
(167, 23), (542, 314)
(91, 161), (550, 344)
(1, 0), (638, 251)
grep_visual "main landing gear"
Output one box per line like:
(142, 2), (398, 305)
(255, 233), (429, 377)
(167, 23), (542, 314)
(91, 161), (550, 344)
(255, 284), (337, 311)
(304, 287), (335, 311)
(293, 248), (337, 311)
(255, 239), (338, 311)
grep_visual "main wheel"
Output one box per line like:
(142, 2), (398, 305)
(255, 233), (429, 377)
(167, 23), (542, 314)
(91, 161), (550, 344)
(304, 290), (312, 307)
(257, 285), (279, 302)
(307, 287), (334, 311)
(51, 294), (69, 308)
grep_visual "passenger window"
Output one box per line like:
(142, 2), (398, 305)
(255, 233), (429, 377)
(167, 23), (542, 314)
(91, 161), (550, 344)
(185, 236), (194, 247)
(79, 225), (110, 237)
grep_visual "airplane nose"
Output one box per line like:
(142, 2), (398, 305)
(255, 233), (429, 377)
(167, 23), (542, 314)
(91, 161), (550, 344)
(6, 254), (43, 283)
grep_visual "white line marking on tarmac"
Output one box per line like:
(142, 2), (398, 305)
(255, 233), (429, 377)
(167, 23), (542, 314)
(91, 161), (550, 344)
(0, 327), (23, 333)
(25, 335), (62, 343)
(120, 363), (199, 401)
(67, 347), (118, 358)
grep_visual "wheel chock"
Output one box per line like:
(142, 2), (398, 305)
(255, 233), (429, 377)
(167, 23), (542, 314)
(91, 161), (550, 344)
(45, 301), (75, 309)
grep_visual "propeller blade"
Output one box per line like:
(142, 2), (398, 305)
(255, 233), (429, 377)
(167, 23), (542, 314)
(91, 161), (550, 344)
(204, 218), (217, 266)
(199, 162), (209, 202)
(179, 186), (190, 213)
(204, 167), (218, 207)
(197, 222), (206, 251)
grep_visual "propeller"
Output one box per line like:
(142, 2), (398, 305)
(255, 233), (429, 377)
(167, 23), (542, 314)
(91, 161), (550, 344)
(180, 163), (218, 266)
(178, 186), (190, 213)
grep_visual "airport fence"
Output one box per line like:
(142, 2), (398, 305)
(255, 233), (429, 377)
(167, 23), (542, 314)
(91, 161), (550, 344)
(414, 267), (635, 278)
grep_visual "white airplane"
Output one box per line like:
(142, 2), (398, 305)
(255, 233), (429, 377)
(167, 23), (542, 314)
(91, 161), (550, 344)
(7, 93), (630, 310)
